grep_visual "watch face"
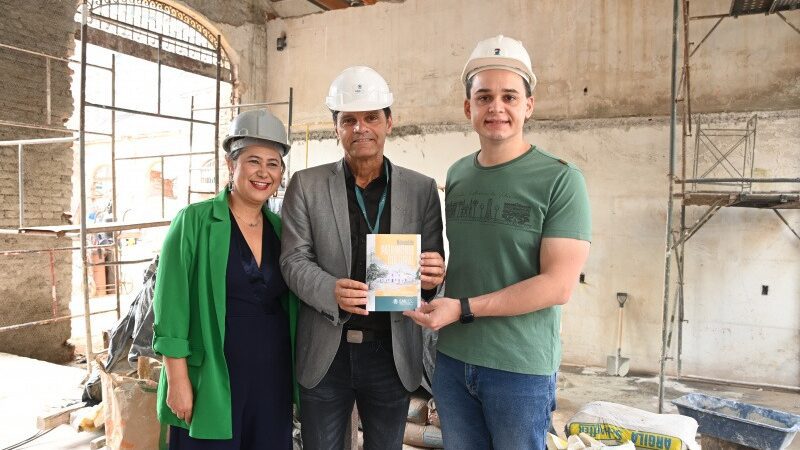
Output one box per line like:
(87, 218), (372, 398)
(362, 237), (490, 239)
(460, 313), (474, 324)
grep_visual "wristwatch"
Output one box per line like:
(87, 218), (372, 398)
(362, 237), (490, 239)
(459, 297), (474, 324)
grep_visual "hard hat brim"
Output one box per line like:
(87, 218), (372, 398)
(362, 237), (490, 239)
(325, 94), (394, 112)
(461, 57), (537, 91)
(223, 135), (290, 156)
(227, 136), (290, 156)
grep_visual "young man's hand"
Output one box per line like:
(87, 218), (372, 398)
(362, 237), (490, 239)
(404, 297), (460, 330)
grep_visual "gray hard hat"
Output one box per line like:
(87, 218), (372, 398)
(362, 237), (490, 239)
(222, 109), (290, 156)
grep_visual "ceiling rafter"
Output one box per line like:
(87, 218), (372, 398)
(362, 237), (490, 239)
(307, 0), (351, 10)
(268, 0), (382, 17)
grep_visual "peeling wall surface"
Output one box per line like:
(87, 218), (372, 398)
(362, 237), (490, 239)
(255, 0), (799, 386)
(0, 0), (76, 362)
(263, 0), (800, 126)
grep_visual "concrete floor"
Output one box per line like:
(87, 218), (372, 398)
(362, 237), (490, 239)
(554, 365), (800, 449)
(1, 352), (797, 449)
(0, 353), (102, 449)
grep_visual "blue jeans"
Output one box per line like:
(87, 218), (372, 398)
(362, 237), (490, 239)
(299, 337), (410, 450)
(433, 352), (556, 450)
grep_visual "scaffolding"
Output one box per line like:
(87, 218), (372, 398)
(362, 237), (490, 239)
(658, 0), (800, 411)
(0, 1), (293, 374)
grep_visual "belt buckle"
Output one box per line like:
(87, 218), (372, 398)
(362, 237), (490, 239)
(346, 330), (363, 344)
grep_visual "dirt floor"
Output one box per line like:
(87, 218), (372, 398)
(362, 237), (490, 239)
(1, 351), (797, 450)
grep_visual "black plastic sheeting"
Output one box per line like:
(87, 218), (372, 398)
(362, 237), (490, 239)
(83, 256), (159, 404)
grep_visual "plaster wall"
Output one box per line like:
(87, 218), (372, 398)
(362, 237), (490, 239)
(285, 110), (800, 387)
(263, 0), (800, 126)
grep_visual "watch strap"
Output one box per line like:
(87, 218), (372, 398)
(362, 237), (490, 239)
(459, 297), (474, 324)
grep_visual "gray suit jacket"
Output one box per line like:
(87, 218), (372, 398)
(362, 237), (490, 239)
(279, 158), (444, 391)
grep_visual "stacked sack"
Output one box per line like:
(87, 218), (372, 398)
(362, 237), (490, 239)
(402, 394), (443, 449)
(565, 401), (700, 450)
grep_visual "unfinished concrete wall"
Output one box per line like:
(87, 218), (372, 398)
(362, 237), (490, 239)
(264, 0), (800, 125)
(264, 0), (800, 387)
(0, 0), (76, 362)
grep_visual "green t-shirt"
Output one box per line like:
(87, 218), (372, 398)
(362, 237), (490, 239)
(439, 145), (591, 375)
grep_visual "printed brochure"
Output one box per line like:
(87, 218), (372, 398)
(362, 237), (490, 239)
(366, 234), (421, 312)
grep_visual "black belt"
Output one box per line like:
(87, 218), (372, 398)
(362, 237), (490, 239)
(343, 328), (390, 344)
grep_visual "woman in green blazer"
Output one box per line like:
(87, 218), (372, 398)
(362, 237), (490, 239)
(153, 109), (299, 448)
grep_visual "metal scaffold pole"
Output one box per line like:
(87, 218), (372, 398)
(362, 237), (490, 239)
(79, 1), (94, 374)
(111, 53), (121, 318)
(658, 0), (680, 413)
(214, 35), (222, 193)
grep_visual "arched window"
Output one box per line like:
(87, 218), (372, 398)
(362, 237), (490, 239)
(80, 0), (230, 70)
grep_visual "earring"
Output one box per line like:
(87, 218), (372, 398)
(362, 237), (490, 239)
(228, 172), (234, 191)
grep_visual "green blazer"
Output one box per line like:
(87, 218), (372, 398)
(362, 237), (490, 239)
(152, 189), (299, 439)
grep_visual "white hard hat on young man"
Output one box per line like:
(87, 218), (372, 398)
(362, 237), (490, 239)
(325, 66), (394, 112)
(461, 34), (537, 91)
(222, 108), (291, 156)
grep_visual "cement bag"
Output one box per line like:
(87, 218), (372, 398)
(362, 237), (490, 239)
(551, 433), (636, 450)
(404, 422), (443, 448)
(427, 398), (440, 428)
(566, 401), (699, 450)
(407, 395), (429, 425)
(99, 355), (163, 450)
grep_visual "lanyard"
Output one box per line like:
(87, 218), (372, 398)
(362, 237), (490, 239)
(353, 161), (390, 234)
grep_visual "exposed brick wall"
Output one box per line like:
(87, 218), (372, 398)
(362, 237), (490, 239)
(0, 0), (77, 362)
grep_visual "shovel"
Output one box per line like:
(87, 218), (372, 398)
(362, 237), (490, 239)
(606, 292), (630, 376)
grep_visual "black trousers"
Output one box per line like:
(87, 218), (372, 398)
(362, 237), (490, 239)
(299, 336), (410, 450)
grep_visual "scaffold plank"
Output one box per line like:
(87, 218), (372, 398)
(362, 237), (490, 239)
(5, 219), (171, 238)
(679, 191), (800, 208)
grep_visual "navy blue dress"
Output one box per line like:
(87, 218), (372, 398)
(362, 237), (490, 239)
(170, 212), (292, 449)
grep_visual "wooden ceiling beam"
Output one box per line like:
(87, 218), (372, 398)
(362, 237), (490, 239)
(307, 0), (351, 10)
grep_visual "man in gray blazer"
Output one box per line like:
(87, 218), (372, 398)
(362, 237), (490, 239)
(280, 66), (445, 450)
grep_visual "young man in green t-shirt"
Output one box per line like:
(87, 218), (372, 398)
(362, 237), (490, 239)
(405, 35), (591, 449)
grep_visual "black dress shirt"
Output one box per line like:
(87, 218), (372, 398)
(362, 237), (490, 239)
(343, 158), (392, 332)
(343, 158), (438, 332)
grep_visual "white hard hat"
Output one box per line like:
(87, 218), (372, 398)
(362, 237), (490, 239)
(222, 109), (290, 156)
(461, 35), (537, 91)
(325, 66), (394, 112)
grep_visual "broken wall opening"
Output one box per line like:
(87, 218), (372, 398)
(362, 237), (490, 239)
(0, 0), (236, 365)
